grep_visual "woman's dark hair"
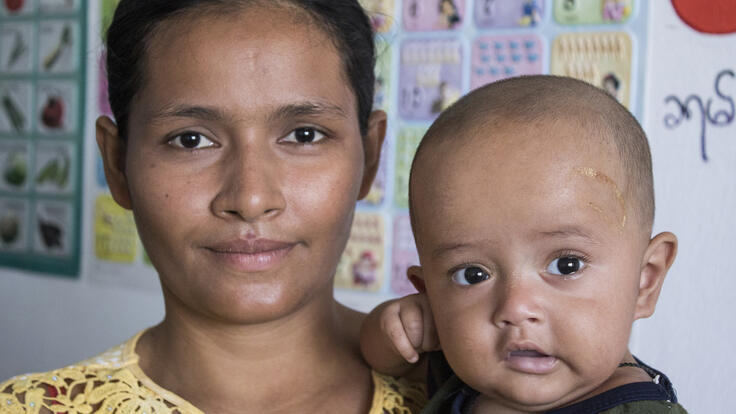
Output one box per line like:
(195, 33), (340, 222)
(106, 0), (376, 140)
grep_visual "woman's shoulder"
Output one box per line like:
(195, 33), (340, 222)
(370, 371), (427, 414)
(0, 331), (201, 414)
(0, 339), (132, 413)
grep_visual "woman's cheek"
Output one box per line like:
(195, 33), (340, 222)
(293, 155), (363, 221)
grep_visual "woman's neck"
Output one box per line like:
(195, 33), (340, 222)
(136, 287), (372, 414)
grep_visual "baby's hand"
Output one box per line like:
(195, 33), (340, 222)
(380, 293), (439, 364)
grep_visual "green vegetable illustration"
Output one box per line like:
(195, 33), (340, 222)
(43, 25), (72, 70)
(3, 150), (26, 187)
(36, 152), (70, 188)
(7, 30), (27, 69)
(0, 214), (19, 244)
(2, 93), (25, 132)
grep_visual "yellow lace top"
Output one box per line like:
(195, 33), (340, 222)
(0, 330), (426, 414)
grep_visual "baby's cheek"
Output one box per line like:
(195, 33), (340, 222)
(435, 306), (487, 358)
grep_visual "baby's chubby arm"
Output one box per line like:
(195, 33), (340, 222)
(360, 293), (440, 378)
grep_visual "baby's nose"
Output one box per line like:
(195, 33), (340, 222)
(492, 277), (545, 328)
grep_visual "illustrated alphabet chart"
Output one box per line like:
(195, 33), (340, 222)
(471, 34), (544, 89)
(550, 31), (632, 107)
(474, 0), (545, 28)
(335, 212), (386, 292)
(347, 0), (646, 304)
(398, 38), (463, 121)
(553, 0), (633, 25)
(402, 0), (466, 31)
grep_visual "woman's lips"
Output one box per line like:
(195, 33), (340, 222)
(205, 239), (297, 272)
(504, 347), (558, 374)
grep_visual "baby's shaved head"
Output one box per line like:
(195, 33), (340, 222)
(410, 75), (654, 236)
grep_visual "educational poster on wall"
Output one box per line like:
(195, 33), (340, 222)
(81, 0), (649, 303)
(347, 0), (648, 306)
(0, 0), (86, 277)
(335, 212), (386, 292)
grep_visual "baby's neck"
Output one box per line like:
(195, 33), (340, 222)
(471, 351), (653, 414)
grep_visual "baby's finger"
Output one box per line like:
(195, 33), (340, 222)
(399, 303), (424, 350)
(382, 313), (420, 363)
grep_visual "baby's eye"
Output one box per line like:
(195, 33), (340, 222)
(169, 132), (215, 149)
(451, 266), (490, 286)
(546, 256), (585, 276)
(282, 127), (326, 144)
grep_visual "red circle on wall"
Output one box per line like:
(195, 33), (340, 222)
(671, 0), (736, 34)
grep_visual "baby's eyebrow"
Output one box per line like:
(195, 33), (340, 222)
(536, 227), (600, 244)
(430, 239), (492, 259)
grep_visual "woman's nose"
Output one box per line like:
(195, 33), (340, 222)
(211, 141), (286, 222)
(492, 275), (545, 329)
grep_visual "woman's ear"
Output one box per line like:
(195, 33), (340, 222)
(407, 265), (426, 293)
(634, 231), (678, 320)
(358, 110), (387, 200)
(96, 116), (132, 209)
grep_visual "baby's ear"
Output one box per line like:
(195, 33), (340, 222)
(635, 232), (678, 320)
(407, 265), (426, 293)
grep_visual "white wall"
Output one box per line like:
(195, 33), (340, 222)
(630, 1), (736, 410)
(0, 268), (164, 377)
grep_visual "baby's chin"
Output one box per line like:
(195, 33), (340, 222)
(475, 392), (573, 413)
(472, 377), (602, 413)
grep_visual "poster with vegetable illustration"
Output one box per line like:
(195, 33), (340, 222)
(0, 0), (86, 276)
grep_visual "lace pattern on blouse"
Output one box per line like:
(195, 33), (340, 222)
(1, 331), (426, 414)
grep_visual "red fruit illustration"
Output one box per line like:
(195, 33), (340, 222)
(4, 0), (23, 13)
(671, 0), (736, 34)
(41, 96), (64, 129)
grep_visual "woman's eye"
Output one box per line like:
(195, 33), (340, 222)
(169, 132), (215, 149)
(451, 266), (490, 286)
(547, 256), (585, 276)
(283, 127), (326, 144)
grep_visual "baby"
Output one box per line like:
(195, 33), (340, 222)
(361, 75), (687, 413)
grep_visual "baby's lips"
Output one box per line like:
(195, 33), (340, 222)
(509, 349), (548, 358)
(505, 351), (558, 374)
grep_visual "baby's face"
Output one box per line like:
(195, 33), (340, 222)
(411, 119), (649, 411)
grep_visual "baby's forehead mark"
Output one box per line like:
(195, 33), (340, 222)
(574, 166), (627, 230)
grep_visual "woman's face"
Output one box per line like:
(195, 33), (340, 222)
(98, 6), (384, 323)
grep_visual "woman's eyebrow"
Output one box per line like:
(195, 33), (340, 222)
(269, 101), (348, 121)
(147, 101), (348, 123)
(147, 104), (228, 123)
